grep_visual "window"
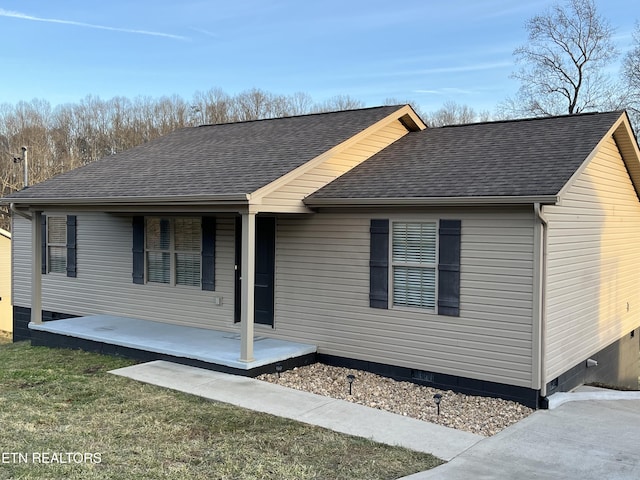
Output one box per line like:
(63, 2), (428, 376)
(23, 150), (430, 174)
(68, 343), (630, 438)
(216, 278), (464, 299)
(391, 221), (437, 309)
(369, 218), (460, 316)
(47, 216), (67, 274)
(145, 217), (201, 287)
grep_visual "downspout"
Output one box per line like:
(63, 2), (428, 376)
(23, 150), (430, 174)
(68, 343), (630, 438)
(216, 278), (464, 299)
(534, 203), (548, 398)
(10, 203), (32, 220)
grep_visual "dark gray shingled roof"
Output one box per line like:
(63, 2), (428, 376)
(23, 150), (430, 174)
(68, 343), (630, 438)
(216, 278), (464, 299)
(6, 105), (402, 202)
(306, 111), (625, 202)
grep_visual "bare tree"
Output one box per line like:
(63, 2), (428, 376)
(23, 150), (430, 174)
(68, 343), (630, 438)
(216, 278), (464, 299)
(624, 24), (640, 93)
(314, 95), (365, 112)
(190, 88), (233, 125)
(505, 0), (618, 117)
(233, 88), (278, 121)
(425, 101), (492, 127)
(623, 23), (640, 131)
(286, 92), (315, 116)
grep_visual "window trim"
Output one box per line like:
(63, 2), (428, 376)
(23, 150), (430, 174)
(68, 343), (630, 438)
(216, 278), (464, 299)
(46, 215), (68, 275)
(144, 216), (202, 288)
(389, 219), (439, 313)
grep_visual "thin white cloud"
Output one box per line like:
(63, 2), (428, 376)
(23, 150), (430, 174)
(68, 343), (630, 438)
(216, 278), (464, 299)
(415, 88), (476, 96)
(189, 27), (219, 39)
(418, 62), (513, 75)
(0, 8), (187, 41)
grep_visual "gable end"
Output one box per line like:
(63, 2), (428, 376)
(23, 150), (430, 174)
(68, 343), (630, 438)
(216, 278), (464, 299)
(254, 105), (425, 213)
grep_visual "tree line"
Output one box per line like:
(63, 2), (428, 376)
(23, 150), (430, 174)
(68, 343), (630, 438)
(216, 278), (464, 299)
(0, 87), (487, 221)
(0, 90), (367, 199)
(0, 0), (639, 231)
(1, 89), (449, 230)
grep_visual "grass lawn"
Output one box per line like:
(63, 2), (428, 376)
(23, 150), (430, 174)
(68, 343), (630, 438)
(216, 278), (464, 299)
(0, 340), (441, 479)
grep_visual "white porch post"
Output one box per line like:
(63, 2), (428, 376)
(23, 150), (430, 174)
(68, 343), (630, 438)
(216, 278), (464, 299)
(31, 211), (42, 325)
(239, 211), (256, 362)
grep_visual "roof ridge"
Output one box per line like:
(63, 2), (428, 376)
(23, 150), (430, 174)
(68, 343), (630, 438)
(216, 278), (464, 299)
(197, 104), (405, 128)
(436, 110), (624, 129)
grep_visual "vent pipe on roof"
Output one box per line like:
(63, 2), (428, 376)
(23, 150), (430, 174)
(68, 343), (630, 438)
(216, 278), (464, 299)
(21, 146), (28, 188)
(12, 146), (28, 189)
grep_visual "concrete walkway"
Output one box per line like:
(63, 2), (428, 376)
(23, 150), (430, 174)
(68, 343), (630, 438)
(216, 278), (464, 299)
(547, 385), (640, 408)
(109, 360), (482, 462)
(111, 361), (640, 480)
(403, 397), (640, 479)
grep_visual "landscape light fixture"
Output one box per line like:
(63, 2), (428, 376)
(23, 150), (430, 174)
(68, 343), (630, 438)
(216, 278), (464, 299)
(275, 363), (283, 378)
(433, 393), (443, 416)
(346, 374), (356, 395)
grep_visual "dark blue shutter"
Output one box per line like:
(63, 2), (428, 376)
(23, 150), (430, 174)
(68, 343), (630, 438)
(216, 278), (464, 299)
(41, 214), (47, 274)
(369, 219), (389, 309)
(438, 220), (461, 316)
(132, 216), (144, 284)
(201, 217), (216, 291)
(66, 215), (77, 278)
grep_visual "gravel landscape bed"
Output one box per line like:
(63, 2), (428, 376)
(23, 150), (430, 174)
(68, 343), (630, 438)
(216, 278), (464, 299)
(258, 363), (534, 437)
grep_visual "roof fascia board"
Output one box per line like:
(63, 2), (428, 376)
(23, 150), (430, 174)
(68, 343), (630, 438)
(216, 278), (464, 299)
(3, 193), (250, 208)
(23, 204), (250, 215)
(612, 113), (640, 200)
(249, 105), (425, 203)
(305, 195), (558, 207)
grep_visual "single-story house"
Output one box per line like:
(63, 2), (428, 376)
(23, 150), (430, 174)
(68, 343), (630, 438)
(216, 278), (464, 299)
(3, 105), (640, 408)
(0, 228), (11, 333)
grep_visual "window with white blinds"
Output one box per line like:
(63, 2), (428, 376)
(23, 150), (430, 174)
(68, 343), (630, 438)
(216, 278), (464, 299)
(391, 221), (437, 309)
(47, 216), (67, 274)
(145, 217), (201, 287)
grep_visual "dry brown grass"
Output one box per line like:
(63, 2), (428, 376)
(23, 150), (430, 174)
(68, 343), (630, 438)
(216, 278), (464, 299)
(0, 342), (441, 479)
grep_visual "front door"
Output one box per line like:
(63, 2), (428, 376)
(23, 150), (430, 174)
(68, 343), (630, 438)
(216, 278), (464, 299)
(234, 216), (275, 326)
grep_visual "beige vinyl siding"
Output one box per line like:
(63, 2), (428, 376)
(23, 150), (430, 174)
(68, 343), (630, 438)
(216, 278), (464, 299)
(12, 207), (537, 387)
(12, 212), (237, 330)
(12, 217), (30, 309)
(0, 233), (11, 332)
(259, 120), (409, 211)
(272, 208), (536, 388)
(544, 136), (640, 381)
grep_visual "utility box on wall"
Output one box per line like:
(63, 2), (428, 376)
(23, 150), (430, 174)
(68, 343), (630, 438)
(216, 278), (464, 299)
(0, 229), (12, 334)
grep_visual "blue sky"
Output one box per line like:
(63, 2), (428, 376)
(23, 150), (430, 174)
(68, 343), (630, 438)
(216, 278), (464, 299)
(0, 0), (637, 114)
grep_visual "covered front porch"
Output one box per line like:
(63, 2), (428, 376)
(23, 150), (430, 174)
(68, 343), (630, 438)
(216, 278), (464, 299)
(22, 206), (306, 369)
(29, 315), (317, 376)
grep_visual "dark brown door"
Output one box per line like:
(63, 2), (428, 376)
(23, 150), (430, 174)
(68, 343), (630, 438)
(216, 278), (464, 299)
(234, 216), (275, 326)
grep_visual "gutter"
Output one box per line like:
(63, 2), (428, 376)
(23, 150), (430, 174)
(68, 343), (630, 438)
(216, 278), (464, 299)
(10, 203), (32, 220)
(305, 195), (559, 207)
(1, 193), (250, 207)
(534, 202), (549, 399)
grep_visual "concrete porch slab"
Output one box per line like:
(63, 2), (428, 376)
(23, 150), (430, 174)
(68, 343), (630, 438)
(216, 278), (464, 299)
(29, 315), (316, 372)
